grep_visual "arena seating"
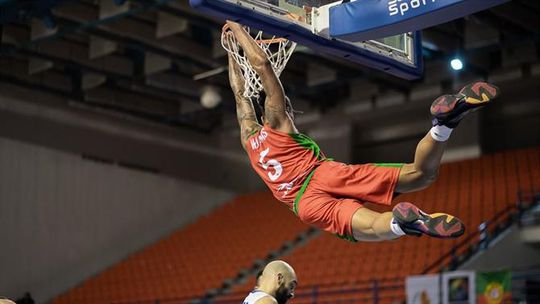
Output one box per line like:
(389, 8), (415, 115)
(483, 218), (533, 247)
(53, 192), (308, 303)
(54, 147), (540, 304)
(215, 147), (540, 303)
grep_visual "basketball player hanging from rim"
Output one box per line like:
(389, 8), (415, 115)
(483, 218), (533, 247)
(224, 21), (500, 242)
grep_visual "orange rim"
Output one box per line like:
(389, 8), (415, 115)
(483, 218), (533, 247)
(256, 37), (288, 44)
(222, 22), (289, 45)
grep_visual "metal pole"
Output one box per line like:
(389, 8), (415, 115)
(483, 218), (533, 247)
(372, 280), (379, 304)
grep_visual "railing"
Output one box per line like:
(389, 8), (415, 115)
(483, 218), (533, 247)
(210, 191), (539, 303)
(211, 278), (405, 304)
(422, 190), (539, 275)
(112, 279), (405, 304)
(422, 204), (516, 274)
(511, 267), (540, 303)
(112, 266), (540, 304)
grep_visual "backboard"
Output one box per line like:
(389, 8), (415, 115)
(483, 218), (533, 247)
(190, 0), (423, 80)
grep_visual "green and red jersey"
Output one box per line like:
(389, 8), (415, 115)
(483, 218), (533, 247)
(245, 125), (326, 209)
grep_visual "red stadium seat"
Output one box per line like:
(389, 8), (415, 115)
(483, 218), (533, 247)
(53, 192), (309, 303)
(215, 147), (540, 303)
(54, 148), (540, 304)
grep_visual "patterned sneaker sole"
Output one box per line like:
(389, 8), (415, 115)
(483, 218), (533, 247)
(427, 213), (465, 238)
(459, 81), (500, 105)
(393, 201), (426, 223)
(430, 82), (499, 117)
(393, 202), (465, 239)
(430, 94), (459, 118)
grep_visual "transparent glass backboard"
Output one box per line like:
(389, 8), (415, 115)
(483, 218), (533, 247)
(191, 0), (422, 79)
(266, 0), (408, 50)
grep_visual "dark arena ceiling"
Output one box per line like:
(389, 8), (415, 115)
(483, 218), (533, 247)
(1, 0), (539, 132)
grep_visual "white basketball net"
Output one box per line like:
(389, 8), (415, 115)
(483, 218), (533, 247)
(221, 25), (297, 100)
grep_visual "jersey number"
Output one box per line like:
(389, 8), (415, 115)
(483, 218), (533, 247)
(258, 148), (282, 181)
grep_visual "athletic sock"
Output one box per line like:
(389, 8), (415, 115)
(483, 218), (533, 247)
(430, 125), (453, 142)
(390, 218), (406, 236)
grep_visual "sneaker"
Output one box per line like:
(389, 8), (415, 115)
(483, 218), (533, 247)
(392, 202), (465, 238)
(431, 81), (499, 128)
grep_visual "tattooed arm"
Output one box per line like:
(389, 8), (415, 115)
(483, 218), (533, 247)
(228, 53), (261, 150)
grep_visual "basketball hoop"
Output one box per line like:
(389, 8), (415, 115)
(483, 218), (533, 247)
(221, 23), (297, 100)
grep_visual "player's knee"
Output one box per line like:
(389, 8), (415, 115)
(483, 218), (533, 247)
(397, 165), (439, 193)
(416, 169), (438, 189)
(352, 229), (398, 242)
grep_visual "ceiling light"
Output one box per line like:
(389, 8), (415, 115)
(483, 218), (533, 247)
(450, 58), (464, 71)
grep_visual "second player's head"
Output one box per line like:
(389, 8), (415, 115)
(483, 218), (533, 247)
(257, 260), (297, 304)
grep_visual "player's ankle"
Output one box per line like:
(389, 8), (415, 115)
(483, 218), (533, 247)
(389, 218), (406, 237)
(430, 125), (453, 142)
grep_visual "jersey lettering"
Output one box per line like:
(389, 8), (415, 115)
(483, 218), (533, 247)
(250, 130), (268, 150)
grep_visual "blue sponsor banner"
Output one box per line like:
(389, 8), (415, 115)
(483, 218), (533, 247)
(330, 0), (509, 42)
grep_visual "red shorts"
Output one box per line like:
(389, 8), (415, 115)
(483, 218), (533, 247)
(296, 161), (402, 239)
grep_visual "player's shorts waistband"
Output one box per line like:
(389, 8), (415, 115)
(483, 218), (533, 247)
(291, 162), (404, 216)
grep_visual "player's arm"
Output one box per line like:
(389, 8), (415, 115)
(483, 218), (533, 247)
(228, 53), (261, 150)
(227, 21), (290, 131)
